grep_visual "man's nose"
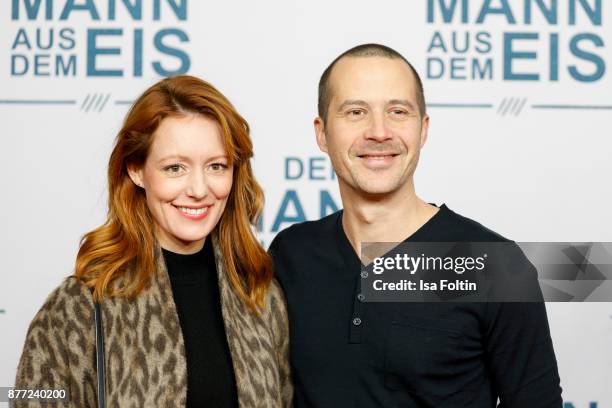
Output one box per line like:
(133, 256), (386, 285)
(365, 112), (392, 142)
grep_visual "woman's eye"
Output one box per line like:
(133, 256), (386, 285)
(209, 163), (228, 172)
(164, 164), (184, 174)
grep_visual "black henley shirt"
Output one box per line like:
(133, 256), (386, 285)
(269, 204), (562, 408)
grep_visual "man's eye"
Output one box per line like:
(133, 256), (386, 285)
(348, 109), (365, 117)
(390, 109), (407, 115)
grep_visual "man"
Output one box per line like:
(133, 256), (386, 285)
(269, 44), (562, 407)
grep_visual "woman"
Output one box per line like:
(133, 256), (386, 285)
(14, 76), (292, 407)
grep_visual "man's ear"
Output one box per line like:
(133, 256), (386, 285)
(419, 114), (430, 148)
(314, 117), (328, 153)
(127, 164), (144, 188)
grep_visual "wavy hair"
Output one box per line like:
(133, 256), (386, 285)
(75, 75), (272, 312)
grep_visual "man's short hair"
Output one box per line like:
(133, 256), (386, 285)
(318, 43), (426, 122)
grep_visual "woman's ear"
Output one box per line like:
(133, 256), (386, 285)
(127, 164), (144, 188)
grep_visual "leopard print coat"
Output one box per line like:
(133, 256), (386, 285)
(14, 236), (293, 407)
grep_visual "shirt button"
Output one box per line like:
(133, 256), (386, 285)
(357, 294), (366, 302)
(352, 317), (362, 326)
(360, 271), (368, 279)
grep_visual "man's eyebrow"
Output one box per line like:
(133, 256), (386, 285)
(388, 99), (417, 110)
(336, 99), (418, 111)
(337, 100), (369, 111)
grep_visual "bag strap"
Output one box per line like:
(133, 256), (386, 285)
(94, 301), (106, 408)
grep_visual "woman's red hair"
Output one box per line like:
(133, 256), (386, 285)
(75, 75), (272, 312)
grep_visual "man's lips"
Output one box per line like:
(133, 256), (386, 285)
(356, 153), (399, 168)
(357, 153), (399, 159)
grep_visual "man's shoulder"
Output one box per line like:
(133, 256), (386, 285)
(435, 205), (510, 242)
(271, 210), (342, 248)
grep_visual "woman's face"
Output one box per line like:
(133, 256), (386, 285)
(129, 114), (233, 254)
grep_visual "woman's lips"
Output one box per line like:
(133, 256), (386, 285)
(173, 205), (211, 220)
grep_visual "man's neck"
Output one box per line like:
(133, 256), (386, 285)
(339, 182), (439, 257)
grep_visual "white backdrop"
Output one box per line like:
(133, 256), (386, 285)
(1, 1), (611, 407)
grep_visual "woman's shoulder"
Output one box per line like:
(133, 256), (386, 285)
(262, 279), (289, 338)
(15, 276), (97, 398)
(20, 276), (96, 361)
(29, 276), (94, 330)
(265, 279), (286, 310)
(49, 275), (93, 304)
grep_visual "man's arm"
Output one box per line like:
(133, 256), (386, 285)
(484, 300), (562, 407)
(483, 243), (562, 407)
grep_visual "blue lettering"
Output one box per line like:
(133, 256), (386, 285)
(153, 29), (190, 76)
(427, 0), (468, 23)
(427, 32), (447, 53)
(569, 0), (601, 26)
(154, 0), (187, 21)
(10, 53), (77, 76)
(109, 0), (142, 20)
(11, 55), (28, 75)
(56, 54), (77, 76)
(309, 158), (326, 180)
(475, 32), (492, 53)
(426, 56), (493, 80)
(569, 33), (605, 82)
(59, 28), (75, 50)
(427, 57), (445, 79)
(476, 0), (516, 24)
(285, 157), (303, 180)
(473, 58), (493, 79)
(87, 29), (122, 77)
(34, 54), (50, 76)
(550, 33), (559, 81)
(503, 33), (539, 80)
(11, 29), (32, 50)
(525, 0), (557, 24)
(452, 32), (469, 53)
(272, 190), (306, 232)
(450, 58), (466, 79)
(133, 28), (143, 76)
(36, 28), (53, 50)
(11, 0), (52, 20)
(60, 0), (100, 20)
(320, 191), (339, 217)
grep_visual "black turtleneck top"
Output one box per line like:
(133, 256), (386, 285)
(162, 238), (238, 408)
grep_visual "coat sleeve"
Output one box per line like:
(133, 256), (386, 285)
(268, 279), (294, 407)
(13, 277), (98, 408)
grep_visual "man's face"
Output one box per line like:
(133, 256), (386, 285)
(315, 56), (429, 198)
